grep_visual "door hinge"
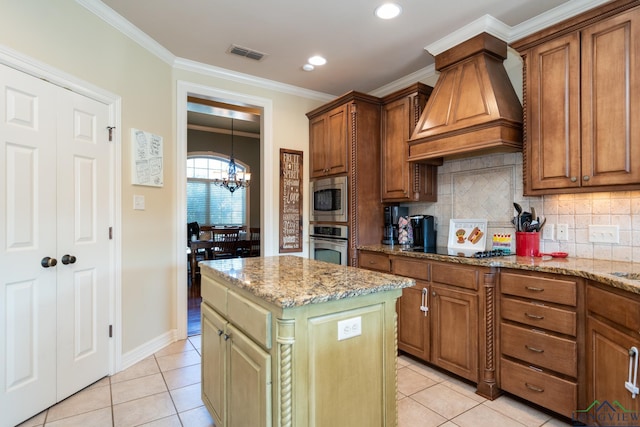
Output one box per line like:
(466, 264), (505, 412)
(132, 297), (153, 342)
(107, 126), (116, 142)
(109, 227), (113, 240)
(109, 325), (113, 338)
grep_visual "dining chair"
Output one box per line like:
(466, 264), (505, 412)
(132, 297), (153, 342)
(212, 228), (240, 259)
(249, 227), (260, 257)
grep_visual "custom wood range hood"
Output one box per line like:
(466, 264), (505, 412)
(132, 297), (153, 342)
(408, 33), (523, 161)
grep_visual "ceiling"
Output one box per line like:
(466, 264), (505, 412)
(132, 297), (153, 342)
(97, 0), (598, 98)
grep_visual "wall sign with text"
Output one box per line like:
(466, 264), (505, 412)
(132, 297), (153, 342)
(279, 149), (303, 253)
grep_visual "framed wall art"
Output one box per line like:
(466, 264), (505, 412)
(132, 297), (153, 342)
(132, 128), (163, 187)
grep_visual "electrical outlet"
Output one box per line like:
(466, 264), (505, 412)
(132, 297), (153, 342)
(337, 316), (361, 341)
(557, 223), (569, 241)
(542, 223), (554, 241)
(589, 225), (620, 244)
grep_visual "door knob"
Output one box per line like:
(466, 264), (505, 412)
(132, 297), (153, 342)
(41, 257), (57, 268)
(61, 254), (77, 265)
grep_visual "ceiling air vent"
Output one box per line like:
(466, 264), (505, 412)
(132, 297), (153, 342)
(227, 44), (267, 61)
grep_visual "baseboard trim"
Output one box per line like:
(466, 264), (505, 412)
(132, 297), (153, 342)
(119, 329), (178, 372)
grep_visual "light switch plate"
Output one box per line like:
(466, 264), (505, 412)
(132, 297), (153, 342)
(133, 195), (145, 210)
(589, 225), (619, 244)
(542, 223), (554, 241)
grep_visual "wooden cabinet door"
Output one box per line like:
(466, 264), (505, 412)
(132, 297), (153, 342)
(310, 104), (348, 178)
(227, 324), (271, 427)
(397, 283), (430, 361)
(526, 32), (581, 192)
(381, 96), (412, 200)
(431, 284), (478, 382)
(201, 303), (227, 427)
(325, 104), (348, 176)
(585, 316), (640, 424)
(309, 114), (328, 178)
(581, 7), (640, 187)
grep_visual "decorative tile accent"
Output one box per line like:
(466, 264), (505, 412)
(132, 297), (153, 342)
(451, 166), (515, 228)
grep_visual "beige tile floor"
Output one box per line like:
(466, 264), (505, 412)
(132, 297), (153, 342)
(17, 335), (571, 426)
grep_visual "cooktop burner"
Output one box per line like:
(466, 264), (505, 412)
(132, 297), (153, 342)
(401, 246), (511, 258)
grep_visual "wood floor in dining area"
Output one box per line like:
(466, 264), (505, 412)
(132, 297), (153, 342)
(187, 274), (202, 336)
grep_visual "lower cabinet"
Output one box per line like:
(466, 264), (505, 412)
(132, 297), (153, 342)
(201, 300), (271, 427)
(499, 270), (581, 419)
(366, 253), (483, 384)
(585, 283), (640, 426)
(431, 282), (478, 381)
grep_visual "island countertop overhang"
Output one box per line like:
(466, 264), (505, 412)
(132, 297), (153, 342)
(199, 255), (415, 309)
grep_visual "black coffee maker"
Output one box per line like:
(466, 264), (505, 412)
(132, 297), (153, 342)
(410, 215), (436, 252)
(382, 205), (408, 245)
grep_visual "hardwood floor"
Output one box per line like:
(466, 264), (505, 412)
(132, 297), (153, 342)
(187, 273), (201, 336)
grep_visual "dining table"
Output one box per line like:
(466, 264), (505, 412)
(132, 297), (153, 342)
(188, 228), (250, 283)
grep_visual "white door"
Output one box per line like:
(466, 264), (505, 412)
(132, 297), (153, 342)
(0, 63), (111, 427)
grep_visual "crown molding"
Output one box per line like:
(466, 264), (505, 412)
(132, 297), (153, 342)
(76, 0), (334, 102)
(425, 0), (608, 57)
(76, 0), (175, 65)
(173, 58), (333, 102)
(508, 0), (610, 41)
(426, 14), (512, 56)
(370, 64), (437, 97)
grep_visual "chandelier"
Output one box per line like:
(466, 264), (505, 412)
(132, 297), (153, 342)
(213, 118), (251, 193)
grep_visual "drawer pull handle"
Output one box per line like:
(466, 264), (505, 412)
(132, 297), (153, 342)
(525, 286), (544, 292)
(626, 346), (639, 398)
(525, 345), (545, 353)
(525, 312), (544, 320)
(420, 288), (429, 317)
(525, 383), (544, 393)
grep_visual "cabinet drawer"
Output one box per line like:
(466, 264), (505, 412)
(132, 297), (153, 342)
(587, 285), (640, 332)
(202, 275), (228, 316)
(500, 358), (577, 418)
(391, 256), (428, 280)
(359, 251), (390, 272)
(228, 292), (272, 350)
(431, 263), (478, 290)
(501, 323), (577, 377)
(501, 272), (576, 306)
(501, 298), (576, 336)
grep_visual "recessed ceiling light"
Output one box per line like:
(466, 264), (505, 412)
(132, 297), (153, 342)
(375, 3), (402, 19)
(302, 64), (315, 71)
(308, 56), (327, 66)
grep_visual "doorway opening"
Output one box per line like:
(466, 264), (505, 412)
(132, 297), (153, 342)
(176, 81), (275, 339)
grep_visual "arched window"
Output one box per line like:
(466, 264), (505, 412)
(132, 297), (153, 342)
(186, 154), (248, 226)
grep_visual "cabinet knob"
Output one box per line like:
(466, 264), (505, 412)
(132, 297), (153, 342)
(583, 175), (590, 181)
(570, 176), (577, 182)
(223, 333), (230, 341)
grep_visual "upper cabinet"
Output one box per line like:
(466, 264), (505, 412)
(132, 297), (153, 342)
(381, 83), (440, 203)
(309, 103), (349, 178)
(512, 0), (640, 195)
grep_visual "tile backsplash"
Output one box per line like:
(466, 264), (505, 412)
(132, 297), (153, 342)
(405, 152), (640, 262)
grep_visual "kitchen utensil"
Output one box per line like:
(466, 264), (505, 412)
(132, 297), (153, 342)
(513, 203), (523, 232)
(538, 252), (568, 258)
(536, 217), (546, 232)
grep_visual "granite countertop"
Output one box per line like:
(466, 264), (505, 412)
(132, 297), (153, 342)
(359, 244), (640, 296)
(199, 255), (414, 308)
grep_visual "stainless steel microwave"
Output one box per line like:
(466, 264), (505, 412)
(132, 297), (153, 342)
(310, 175), (348, 223)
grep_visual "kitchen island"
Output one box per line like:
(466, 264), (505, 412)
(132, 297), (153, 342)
(199, 255), (414, 427)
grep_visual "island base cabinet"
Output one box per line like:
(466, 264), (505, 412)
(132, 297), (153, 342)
(586, 316), (640, 426)
(201, 302), (272, 427)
